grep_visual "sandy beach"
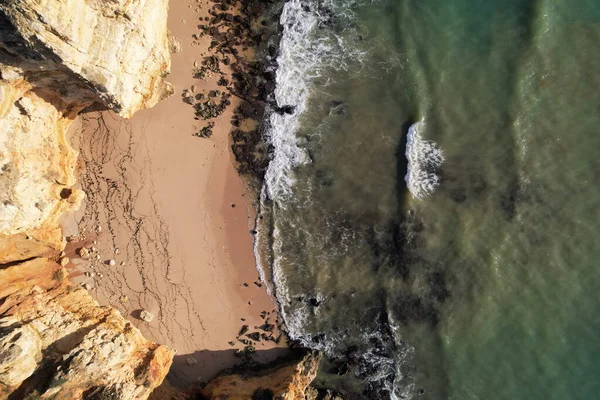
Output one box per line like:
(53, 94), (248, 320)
(61, 0), (286, 387)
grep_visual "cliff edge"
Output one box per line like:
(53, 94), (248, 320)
(0, 0), (173, 260)
(0, 0), (174, 398)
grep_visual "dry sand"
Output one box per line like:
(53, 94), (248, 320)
(61, 0), (287, 387)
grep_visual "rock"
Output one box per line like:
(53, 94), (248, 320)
(202, 350), (322, 400)
(82, 283), (92, 291)
(119, 295), (129, 303)
(0, 0), (172, 119)
(59, 257), (70, 267)
(0, 83), (84, 261)
(0, 1), (174, 398)
(108, 259), (116, 266)
(140, 310), (154, 322)
(78, 247), (90, 259)
(186, 357), (197, 366)
(120, 261), (126, 266)
(238, 325), (249, 336)
(0, 259), (172, 399)
(114, 248), (120, 255)
(168, 32), (183, 53)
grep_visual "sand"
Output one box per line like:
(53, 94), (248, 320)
(61, 0), (287, 387)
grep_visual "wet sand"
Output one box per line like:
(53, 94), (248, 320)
(62, 0), (287, 387)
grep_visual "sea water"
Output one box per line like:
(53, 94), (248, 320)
(257, 0), (600, 398)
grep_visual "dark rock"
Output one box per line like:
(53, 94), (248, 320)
(238, 325), (249, 336)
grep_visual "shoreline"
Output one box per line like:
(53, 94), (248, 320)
(61, 0), (288, 388)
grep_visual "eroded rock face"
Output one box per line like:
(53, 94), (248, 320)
(0, 258), (173, 399)
(0, 80), (84, 260)
(0, 0), (174, 397)
(201, 351), (323, 400)
(0, 0), (172, 260)
(0, 0), (172, 118)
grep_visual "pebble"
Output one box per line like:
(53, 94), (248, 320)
(120, 261), (126, 266)
(140, 310), (154, 322)
(79, 247), (90, 259)
(119, 295), (129, 303)
(108, 259), (116, 266)
(114, 248), (120, 255)
(85, 271), (95, 278)
(82, 283), (92, 290)
(186, 357), (197, 366)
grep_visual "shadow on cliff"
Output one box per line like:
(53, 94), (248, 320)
(167, 347), (290, 388)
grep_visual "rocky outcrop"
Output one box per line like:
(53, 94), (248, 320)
(201, 351), (322, 400)
(0, 0), (174, 398)
(0, 0), (173, 118)
(0, 258), (173, 399)
(0, 79), (85, 261)
(0, 0), (172, 259)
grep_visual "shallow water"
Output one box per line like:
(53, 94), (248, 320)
(257, 0), (600, 398)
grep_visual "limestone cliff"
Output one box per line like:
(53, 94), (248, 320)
(0, 0), (174, 398)
(0, 0), (172, 259)
(201, 351), (322, 400)
(0, 0), (172, 117)
(0, 258), (173, 399)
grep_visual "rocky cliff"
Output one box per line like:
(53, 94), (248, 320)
(0, 0), (173, 260)
(0, 258), (173, 399)
(201, 351), (322, 400)
(0, 0), (174, 398)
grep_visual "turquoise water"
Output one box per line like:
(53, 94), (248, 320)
(259, 0), (600, 398)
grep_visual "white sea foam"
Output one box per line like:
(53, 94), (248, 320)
(404, 120), (444, 199)
(264, 0), (368, 204)
(257, 0), (413, 395)
(264, 0), (370, 348)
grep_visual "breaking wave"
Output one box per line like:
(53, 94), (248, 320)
(404, 120), (444, 199)
(263, 0), (368, 204)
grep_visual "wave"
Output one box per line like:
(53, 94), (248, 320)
(404, 120), (444, 199)
(263, 0), (368, 204)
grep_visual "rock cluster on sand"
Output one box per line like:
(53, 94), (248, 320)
(202, 350), (322, 400)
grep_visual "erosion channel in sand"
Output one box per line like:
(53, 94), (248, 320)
(60, 0), (287, 387)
